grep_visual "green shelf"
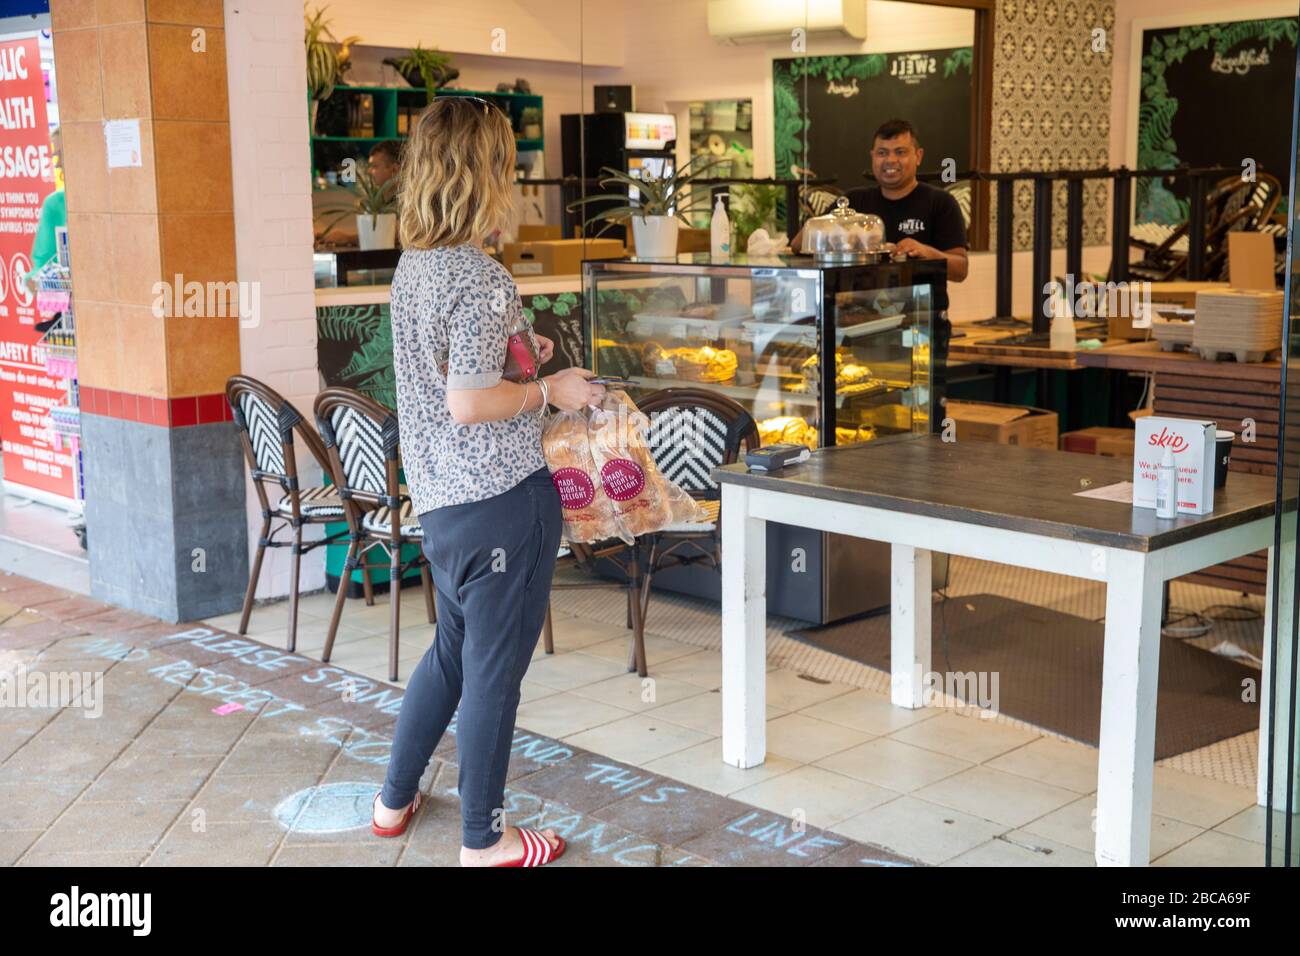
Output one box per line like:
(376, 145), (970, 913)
(311, 86), (544, 176)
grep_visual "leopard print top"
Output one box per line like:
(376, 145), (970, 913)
(390, 244), (545, 514)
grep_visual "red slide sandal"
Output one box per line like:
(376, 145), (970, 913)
(494, 827), (566, 867)
(371, 791), (421, 838)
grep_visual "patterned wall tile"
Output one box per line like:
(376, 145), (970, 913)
(991, 0), (1115, 252)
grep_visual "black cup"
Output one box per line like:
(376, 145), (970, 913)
(1215, 430), (1234, 488)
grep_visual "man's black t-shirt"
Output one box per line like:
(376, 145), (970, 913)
(842, 182), (967, 313)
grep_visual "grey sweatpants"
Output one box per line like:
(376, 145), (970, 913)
(380, 466), (562, 849)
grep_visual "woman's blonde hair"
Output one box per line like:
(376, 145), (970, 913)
(398, 97), (516, 248)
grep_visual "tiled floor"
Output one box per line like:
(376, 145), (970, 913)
(198, 557), (1295, 867)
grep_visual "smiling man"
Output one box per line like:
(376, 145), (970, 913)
(842, 119), (969, 305)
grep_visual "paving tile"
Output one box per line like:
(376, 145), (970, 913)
(1021, 795), (1203, 860)
(76, 607), (161, 632)
(680, 808), (852, 866)
(0, 829), (41, 865)
(523, 651), (629, 691)
(887, 710), (1040, 763)
(814, 737), (973, 792)
(592, 782), (756, 848)
(519, 679), (560, 705)
(570, 671), (707, 714)
(643, 688), (783, 734)
(0, 732), (131, 785)
(188, 771), (330, 825)
(797, 688), (939, 735)
(942, 831), (1096, 867)
(765, 712), (873, 763)
(0, 779), (87, 830)
(147, 821), (284, 866)
(29, 799), (187, 855)
(1152, 830), (1265, 867)
(0, 616), (84, 649)
(564, 713), (711, 766)
(645, 739), (801, 796)
(30, 595), (113, 623)
(218, 723), (340, 776)
(1151, 766), (1256, 829)
(274, 841), (405, 866)
(646, 650), (723, 690)
(764, 669), (858, 712)
(538, 615), (619, 653)
(0, 578), (74, 607)
(829, 795), (1008, 866)
(984, 736), (1100, 794)
(515, 691), (633, 739)
(18, 851), (149, 866)
(581, 632), (701, 667)
(82, 751), (222, 803)
(731, 765), (899, 829)
(513, 753), (682, 814)
(1213, 804), (1300, 852)
(812, 842), (924, 867)
(912, 765), (1080, 829)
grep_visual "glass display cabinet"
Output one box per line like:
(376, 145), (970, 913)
(582, 254), (947, 625)
(583, 254), (941, 448)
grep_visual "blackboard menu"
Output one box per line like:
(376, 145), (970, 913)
(1136, 18), (1297, 224)
(773, 49), (972, 190)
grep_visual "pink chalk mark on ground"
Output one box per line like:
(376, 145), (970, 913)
(212, 702), (245, 716)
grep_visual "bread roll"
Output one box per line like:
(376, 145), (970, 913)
(542, 411), (624, 543)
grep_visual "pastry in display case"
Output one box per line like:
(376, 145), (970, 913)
(582, 253), (947, 626)
(584, 254), (941, 450)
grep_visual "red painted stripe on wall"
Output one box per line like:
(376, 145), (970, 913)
(80, 387), (232, 427)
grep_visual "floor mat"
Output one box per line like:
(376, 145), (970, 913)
(788, 593), (1259, 760)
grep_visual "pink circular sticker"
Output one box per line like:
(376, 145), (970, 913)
(552, 467), (595, 510)
(600, 459), (646, 501)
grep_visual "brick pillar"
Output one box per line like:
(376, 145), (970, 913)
(52, 0), (248, 622)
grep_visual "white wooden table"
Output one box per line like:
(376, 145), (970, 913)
(715, 436), (1281, 866)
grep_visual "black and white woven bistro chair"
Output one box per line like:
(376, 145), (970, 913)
(632, 387), (759, 652)
(226, 375), (348, 652)
(313, 387), (436, 682)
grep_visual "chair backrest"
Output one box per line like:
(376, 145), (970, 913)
(226, 375), (332, 506)
(313, 387), (401, 513)
(635, 387), (760, 500)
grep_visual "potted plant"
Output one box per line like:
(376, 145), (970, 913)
(383, 45), (459, 103)
(519, 106), (543, 140)
(728, 183), (781, 250)
(568, 156), (724, 258)
(317, 167), (400, 250)
(304, 5), (359, 133)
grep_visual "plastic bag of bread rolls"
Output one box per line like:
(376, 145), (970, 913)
(542, 408), (632, 545)
(587, 390), (709, 537)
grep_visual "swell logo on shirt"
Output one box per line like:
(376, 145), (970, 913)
(897, 218), (925, 236)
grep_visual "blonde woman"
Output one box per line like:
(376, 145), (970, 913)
(371, 96), (604, 866)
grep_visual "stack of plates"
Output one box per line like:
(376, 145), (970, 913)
(1151, 317), (1195, 351)
(1192, 289), (1283, 362)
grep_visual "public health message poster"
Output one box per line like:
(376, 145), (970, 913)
(0, 35), (71, 501)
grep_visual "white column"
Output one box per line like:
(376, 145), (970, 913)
(891, 544), (932, 709)
(1095, 547), (1164, 867)
(721, 483), (767, 769)
(223, 0), (323, 598)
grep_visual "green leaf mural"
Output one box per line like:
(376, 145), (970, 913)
(1136, 17), (1298, 224)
